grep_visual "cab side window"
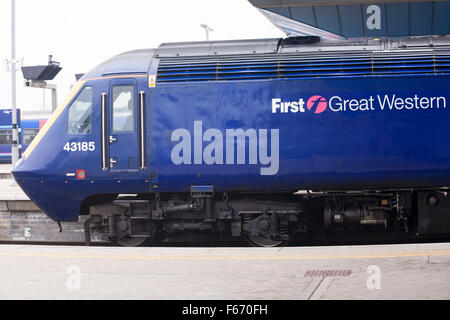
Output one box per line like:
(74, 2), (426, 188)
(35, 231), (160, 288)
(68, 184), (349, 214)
(112, 85), (134, 132)
(67, 86), (93, 134)
(23, 128), (39, 145)
(0, 130), (12, 145)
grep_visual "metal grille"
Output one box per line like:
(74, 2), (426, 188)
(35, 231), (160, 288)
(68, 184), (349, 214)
(156, 50), (450, 83)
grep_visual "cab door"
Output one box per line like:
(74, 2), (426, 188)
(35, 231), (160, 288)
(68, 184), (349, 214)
(108, 79), (139, 172)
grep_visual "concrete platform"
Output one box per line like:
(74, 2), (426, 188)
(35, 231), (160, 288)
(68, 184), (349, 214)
(0, 171), (28, 201)
(0, 163), (12, 173)
(0, 242), (448, 299)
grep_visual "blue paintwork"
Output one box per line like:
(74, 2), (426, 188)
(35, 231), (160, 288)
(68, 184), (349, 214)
(11, 47), (450, 222)
(21, 119), (40, 129)
(151, 76), (450, 192)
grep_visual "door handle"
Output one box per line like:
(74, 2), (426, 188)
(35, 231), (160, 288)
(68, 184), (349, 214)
(109, 136), (117, 144)
(109, 158), (117, 168)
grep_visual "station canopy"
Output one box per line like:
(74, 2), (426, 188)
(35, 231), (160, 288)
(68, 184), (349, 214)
(249, 0), (450, 40)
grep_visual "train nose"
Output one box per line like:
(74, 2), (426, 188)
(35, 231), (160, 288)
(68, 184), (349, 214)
(11, 156), (46, 205)
(11, 152), (47, 180)
(11, 157), (31, 180)
(11, 157), (24, 177)
(11, 157), (38, 198)
(11, 155), (82, 222)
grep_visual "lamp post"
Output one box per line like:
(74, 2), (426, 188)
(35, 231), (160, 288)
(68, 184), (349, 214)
(200, 24), (213, 41)
(11, 0), (19, 166)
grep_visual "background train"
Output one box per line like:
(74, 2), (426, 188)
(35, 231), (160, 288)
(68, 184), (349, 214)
(0, 109), (47, 163)
(11, 35), (450, 246)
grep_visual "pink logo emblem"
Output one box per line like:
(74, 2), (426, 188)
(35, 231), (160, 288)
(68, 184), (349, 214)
(307, 96), (328, 114)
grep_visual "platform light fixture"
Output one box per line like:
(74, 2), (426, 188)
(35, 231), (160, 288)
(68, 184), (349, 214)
(21, 55), (62, 112)
(200, 24), (214, 41)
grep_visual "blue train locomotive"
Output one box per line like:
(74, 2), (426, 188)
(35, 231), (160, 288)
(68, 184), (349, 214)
(12, 36), (450, 246)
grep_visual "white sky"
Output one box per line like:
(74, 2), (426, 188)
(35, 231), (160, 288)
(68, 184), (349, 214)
(0, 0), (283, 112)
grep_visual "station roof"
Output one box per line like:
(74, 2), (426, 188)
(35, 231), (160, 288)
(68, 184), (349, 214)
(249, 0), (450, 40)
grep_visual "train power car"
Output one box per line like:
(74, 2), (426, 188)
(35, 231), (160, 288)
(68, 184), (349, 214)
(11, 35), (450, 246)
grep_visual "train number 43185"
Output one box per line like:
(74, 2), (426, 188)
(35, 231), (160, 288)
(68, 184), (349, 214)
(63, 142), (95, 152)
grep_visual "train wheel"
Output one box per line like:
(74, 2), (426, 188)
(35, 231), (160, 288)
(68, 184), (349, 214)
(112, 215), (149, 247)
(243, 234), (288, 247)
(114, 236), (148, 247)
(241, 213), (290, 247)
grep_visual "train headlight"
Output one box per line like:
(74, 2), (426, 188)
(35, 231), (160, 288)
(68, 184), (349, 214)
(76, 169), (86, 180)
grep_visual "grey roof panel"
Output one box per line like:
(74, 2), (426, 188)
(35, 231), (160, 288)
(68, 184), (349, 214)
(433, 2), (450, 34)
(250, 0), (438, 7)
(340, 5), (365, 38)
(387, 3), (409, 36)
(249, 0), (450, 38)
(155, 38), (280, 57)
(315, 6), (341, 35)
(290, 6), (315, 26)
(411, 2), (433, 36)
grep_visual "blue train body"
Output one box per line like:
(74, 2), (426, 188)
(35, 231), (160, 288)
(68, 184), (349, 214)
(151, 77), (450, 191)
(12, 37), (450, 246)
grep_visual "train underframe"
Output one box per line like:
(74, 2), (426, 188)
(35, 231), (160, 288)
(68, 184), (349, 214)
(83, 187), (450, 247)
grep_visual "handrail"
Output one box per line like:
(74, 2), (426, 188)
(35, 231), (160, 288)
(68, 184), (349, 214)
(139, 91), (146, 170)
(101, 92), (107, 171)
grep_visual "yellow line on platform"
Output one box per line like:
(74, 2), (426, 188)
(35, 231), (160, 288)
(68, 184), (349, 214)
(0, 250), (449, 261)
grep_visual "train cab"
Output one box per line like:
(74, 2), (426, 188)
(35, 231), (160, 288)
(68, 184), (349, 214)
(12, 50), (153, 224)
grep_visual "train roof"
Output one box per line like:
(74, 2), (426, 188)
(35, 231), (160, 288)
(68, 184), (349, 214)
(80, 1), (450, 80)
(82, 35), (450, 81)
(82, 49), (155, 80)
